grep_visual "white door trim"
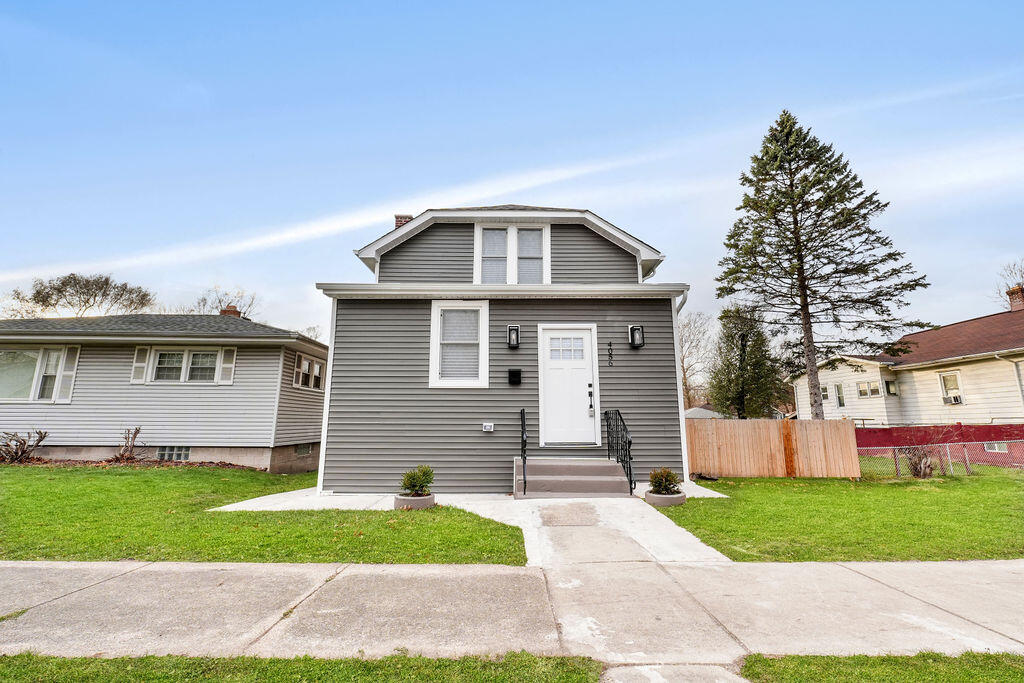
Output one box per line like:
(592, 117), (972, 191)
(537, 323), (602, 447)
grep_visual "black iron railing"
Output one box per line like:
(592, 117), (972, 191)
(520, 408), (528, 496)
(604, 409), (635, 494)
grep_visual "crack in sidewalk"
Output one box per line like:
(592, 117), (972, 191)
(11, 561), (154, 617)
(242, 564), (350, 652)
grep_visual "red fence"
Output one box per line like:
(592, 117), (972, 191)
(856, 423), (1024, 448)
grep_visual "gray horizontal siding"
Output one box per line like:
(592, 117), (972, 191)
(377, 223), (474, 282)
(550, 224), (639, 284)
(0, 344), (279, 446)
(273, 347), (325, 446)
(323, 298), (682, 493)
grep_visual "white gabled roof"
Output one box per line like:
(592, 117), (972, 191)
(354, 205), (666, 279)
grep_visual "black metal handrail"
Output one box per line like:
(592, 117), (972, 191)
(604, 409), (635, 494)
(520, 408), (528, 496)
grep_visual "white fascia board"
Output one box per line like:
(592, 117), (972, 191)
(894, 346), (1024, 370)
(355, 209), (666, 277)
(0, 334), (326, 356)
(317, 282), (689, 299)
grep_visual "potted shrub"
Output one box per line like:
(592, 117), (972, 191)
(394, 464), (436, 509)
(645, 467), (686, 507)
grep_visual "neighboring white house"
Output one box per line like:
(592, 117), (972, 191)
(790, 287), (1024, 427)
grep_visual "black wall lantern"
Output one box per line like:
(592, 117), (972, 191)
(628, 325), (645, 348)
(507, 325), (520, 349)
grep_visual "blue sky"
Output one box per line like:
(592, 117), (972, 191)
(2, 1), (1022, 333)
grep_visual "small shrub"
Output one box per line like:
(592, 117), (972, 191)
(107, 426), (148, 463)
(400, 464), (434, 496)
(0, 431), (48, 463)
(899, 445), (935, 479)
(649, 467), (681, 495)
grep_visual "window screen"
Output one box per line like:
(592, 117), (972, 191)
(154, 352), (184, 381)
(517, 229), (543, 284)
(439, 309), (480, 378)
(481, 229), (507, 284)
(187, 352), (218, 382)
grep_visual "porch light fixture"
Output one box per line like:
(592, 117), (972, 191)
(507, 325), (520, 349)
(628, 325), (645, 349)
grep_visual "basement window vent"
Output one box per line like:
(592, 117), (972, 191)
(157, 446), (190, 461)
(984, 442), (1008, 453)
(294, 443), (312, 456)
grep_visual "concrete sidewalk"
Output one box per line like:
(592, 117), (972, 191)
(2, 559), (1022, 671)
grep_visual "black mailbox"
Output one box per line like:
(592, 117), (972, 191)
(508, 368), (522, 385)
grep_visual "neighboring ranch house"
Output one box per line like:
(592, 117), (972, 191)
(0, 307), (327, 472)
(316, 205), (691, 494)
(791, 287), (1024, 428)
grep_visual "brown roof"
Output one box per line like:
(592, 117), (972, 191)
(875, 308), (1024, 366)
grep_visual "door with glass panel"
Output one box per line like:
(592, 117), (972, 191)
(539, 326), (599, 445)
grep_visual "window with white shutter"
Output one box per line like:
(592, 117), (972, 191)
(429, 300), (489, 388)
(218, 347), (236, 385)
(55, 345), (80, 403)
(130, 347), (150, 384)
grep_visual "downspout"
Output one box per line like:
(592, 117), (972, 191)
(674, 289), (688, 313)
(670, 292), (691, 481)
(994, 353), (1024, 415)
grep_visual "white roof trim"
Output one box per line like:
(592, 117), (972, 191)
(354, 209), (666, 278)
(317, 282), (688, 300)
(0, 335), (326, 355)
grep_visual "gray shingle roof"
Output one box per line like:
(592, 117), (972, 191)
(0, 314), (324, 348)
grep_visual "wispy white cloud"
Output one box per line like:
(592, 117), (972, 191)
(0, 149), (670, 284)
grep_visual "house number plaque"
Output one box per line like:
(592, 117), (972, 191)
(607, 341), (614, 366)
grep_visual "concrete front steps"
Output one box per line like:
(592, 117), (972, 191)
(513, 457), (631, 499)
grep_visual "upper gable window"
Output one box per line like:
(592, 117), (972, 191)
(473, 225), (550, 285)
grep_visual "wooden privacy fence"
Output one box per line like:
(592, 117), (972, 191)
(686, 418), (861, 478)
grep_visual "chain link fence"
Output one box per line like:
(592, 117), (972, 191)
(858, 440), (1024, 480)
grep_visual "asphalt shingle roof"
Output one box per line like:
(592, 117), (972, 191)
(0, 314), (323, 347)
(874, 308), (1024, 366)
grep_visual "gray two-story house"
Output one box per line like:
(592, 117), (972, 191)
(316, 205), (691, 494)
(0, 307), (327, 473)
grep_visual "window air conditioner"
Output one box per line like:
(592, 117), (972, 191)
(943, 395), (962, 405)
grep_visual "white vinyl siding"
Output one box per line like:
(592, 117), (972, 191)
(274, 347), (325, 446)
(428, 300), (489, 388)
(0, 344), (280, 446)
(794, 355), (1024, 426)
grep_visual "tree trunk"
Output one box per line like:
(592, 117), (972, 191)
(789, 169), (824, 420)
(680, 362), (691, 410)
(736, 332), (748, 419)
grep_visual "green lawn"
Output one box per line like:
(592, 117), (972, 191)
(742, 652), (1024, 682)
(0, 465), (526, 565)
(661, 469), (1024, 561)
(0, 652), (601, 682)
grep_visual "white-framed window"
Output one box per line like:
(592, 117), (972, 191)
(938, 371), (963, 405)
(156, 446), (190, 461)
(0, 345), (80, 404)
(293, 352), (325, 391)
(885, 380), (899, 396)
(819, 386), (829, 401)
(984, 442), (1008, 453)
(132, 346), (236, 385)
(834, 383), (845, 407)
(429, 300), (489, 388)
(473, 224), (551, 285)
(857, 381), (881, 398)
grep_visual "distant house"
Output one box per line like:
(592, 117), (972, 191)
(790, 287), (1024, 427)
(316, 205), (691, 494)
(685, 404), (725, 419)
(0, 307), (327, 472)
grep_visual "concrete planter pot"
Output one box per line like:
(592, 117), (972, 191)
(394, 493), (435, 510)
(645, 491), (686, 507)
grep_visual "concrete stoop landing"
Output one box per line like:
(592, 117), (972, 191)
(514, 457), (632, 499)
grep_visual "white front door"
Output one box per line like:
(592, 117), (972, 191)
(539, 326), (600, 445)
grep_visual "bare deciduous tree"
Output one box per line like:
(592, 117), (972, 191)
(994, 257), (1024, 309)
(171, 286), (261, 318)
(4, 274), (156, 318)
(298, 325), (323, 341)
(677, 311), (714, 409)
(108, 426), (148, 463)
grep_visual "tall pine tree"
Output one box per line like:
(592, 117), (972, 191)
(717, 111), (928, 419)
(707, 306), (784, 419)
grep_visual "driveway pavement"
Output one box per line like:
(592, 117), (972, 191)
(2, 495), (1023, 681)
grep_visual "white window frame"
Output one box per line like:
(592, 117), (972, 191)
(984, 442), (1008, 453)
(428, 299), (489, 388)
(938, 370), (964, 404)
(0, 345), (80, 404)
(137, 346), (234, 385)
(292, 352), (326, 392)
(885, 380), (900, 396)
(834, 383), (845, 408)
(856, 381), (881, 398)
(472, 224), (551, 285)
(819, 385), (829, 401)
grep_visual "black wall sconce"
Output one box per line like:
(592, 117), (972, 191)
(628, 325), (645, 348)
(507, 325), (520, 349)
